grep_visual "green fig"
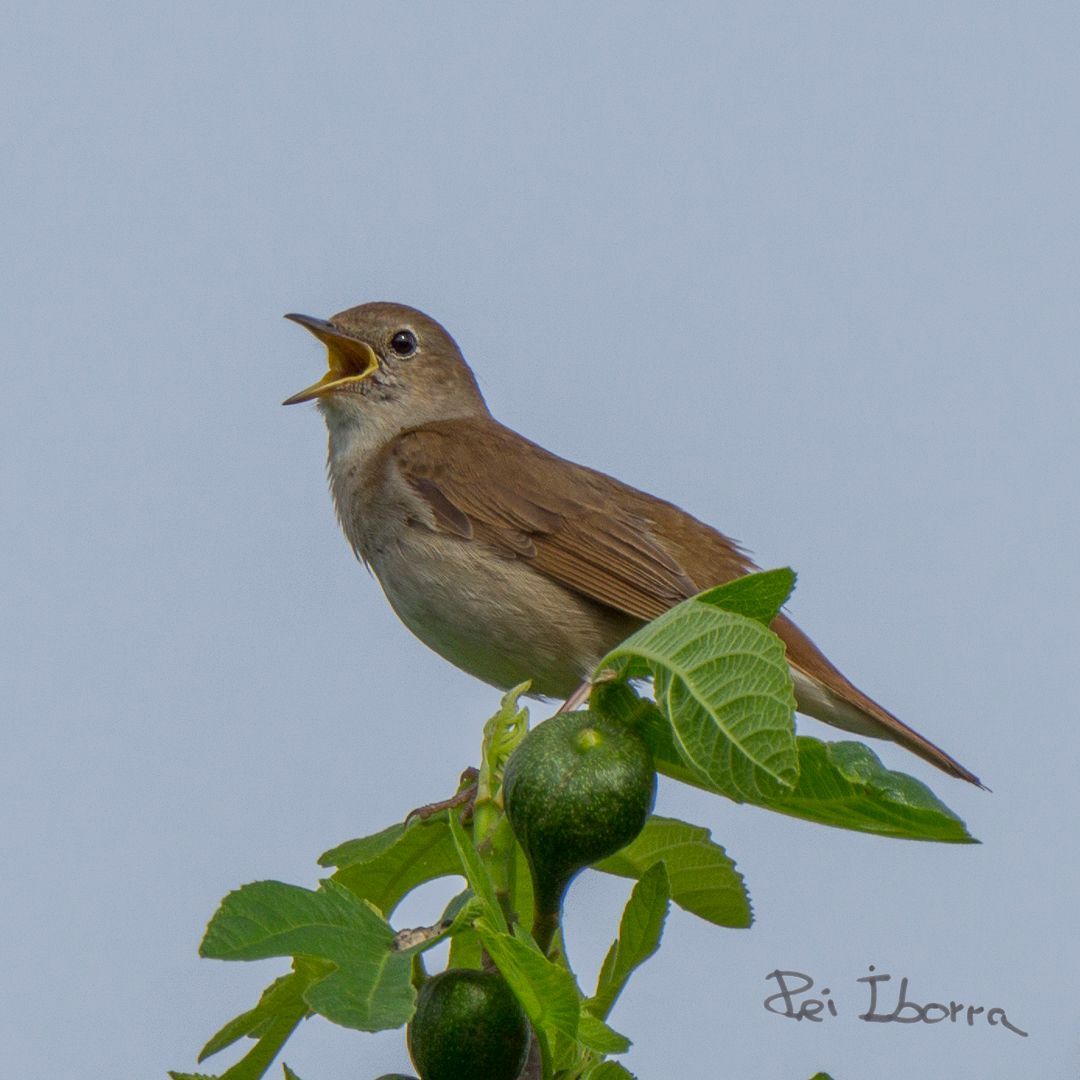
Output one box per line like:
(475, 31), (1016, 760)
(503, 710), (656, 950)
(407, 968), (529, 1080)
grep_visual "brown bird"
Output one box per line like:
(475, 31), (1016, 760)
(283, 301), (979, 786)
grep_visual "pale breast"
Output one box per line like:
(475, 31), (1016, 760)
(369, 523), (639, 698)
(324, 410), (641, 697)
(328, 457), (630, 699)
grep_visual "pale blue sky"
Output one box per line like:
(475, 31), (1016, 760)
(3, 4), (1077, 1078)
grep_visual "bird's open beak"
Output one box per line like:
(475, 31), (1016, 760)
(282, 313), (380, 405)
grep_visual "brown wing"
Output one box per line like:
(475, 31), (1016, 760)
(388, 418), (749, 622)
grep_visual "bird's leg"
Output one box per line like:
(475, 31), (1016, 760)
(404, 766), (479, 824)
(557, 679), (593, 713)
(558, 667), (619, 713)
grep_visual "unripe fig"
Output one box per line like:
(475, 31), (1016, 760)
(503, 710), (656, 948)
(407, 968), (529, 1080)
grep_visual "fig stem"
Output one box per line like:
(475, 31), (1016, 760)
(532, 907), (561, 956)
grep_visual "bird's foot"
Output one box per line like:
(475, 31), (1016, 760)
(405, 766), (479, 825)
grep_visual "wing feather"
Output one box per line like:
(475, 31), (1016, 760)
(389, 421), (710, 621)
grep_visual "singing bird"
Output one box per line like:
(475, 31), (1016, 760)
(284, 302), (979, 786)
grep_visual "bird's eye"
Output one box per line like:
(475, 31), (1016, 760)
(390, 329), (418, 357)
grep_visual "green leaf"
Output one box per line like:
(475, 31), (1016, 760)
(694, 567), (796, 624)
(583, 1063), (638, 1080)
(594, 815), (752, 928)
(475, 922), (629, 1055)
(319, 822), (406, 869)
(551, 1029), (582, 1074)
(198, 971), (309, 1061)
(758, 737), (977, 842)
(173, 959), (329, 1080)
(200, 879), (415, 1032)
(507, 830), (535, 937)
(281, 1068), (303, 1080)
(442, 888), (486, 968)
(171, 985), (304, 1080)
(592, 684), (701, 801)
(576, 1012), (631, 1055)
(448, 813), (508, 933)
(447, 925), (483, 969)
(482, 681), (531, 776)
(588, 862), (670, 1020)
(594, 682), (719, 794)
(600, 592), (798, 801)
(474, 683), (531, 843)
(325, 818), (463, 916)
(475, 922), (579, 1039)
(600, 683), (975, 843)
(808, 1074), (837, 1080)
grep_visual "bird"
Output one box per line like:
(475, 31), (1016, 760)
(283, 301), (979, 786)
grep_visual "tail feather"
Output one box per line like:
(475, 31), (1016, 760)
(773, 614), (983, 788)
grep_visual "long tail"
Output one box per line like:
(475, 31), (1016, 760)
(773, 614), (983, 787)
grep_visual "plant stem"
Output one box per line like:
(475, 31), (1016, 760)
(532, 907), (561, 956)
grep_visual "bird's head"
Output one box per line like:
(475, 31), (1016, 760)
(283, 302), (489, 430)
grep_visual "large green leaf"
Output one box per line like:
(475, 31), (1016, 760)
(588, 862), (670, 1020)
(596, 683), (974, 842)
(322, 818), (463, 916)
(200, 879), (415, 1032)
(594, 816), (752, 929)
(760, 737), (977, 842)
(600, 592), (798, 801)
